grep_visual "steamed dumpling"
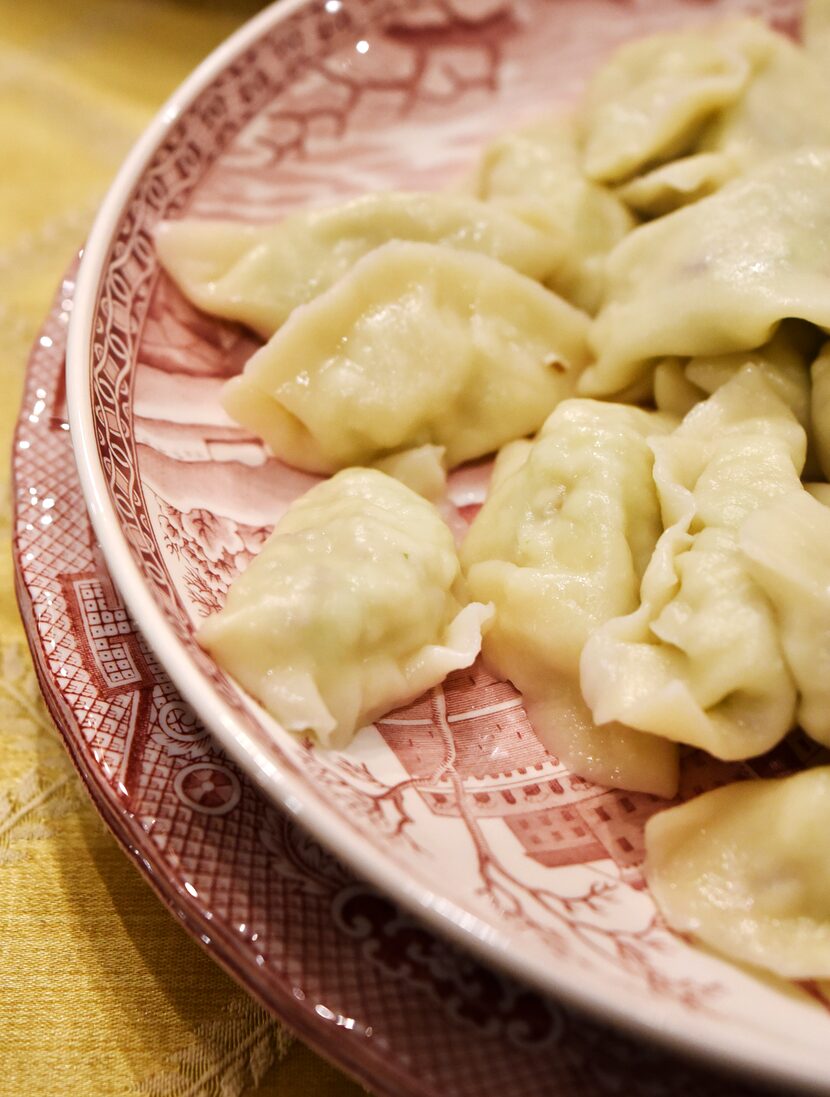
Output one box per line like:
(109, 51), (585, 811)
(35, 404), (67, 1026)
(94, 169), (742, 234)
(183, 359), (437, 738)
(461, 400), (678, 797)
(804, 0), (830, 62)
(580, 369), (802, 760)
(615, 152), (737, 218)
(620, 22), (830, 215)
(222, 241), (590, 474)
(653, 358), (707, 419)
(197, 468), (492, 748)
(684, 324), (822, 476)
(654, 324), (816, 437)
(473, 116), (634, 312)
(578, 21), (761, 184)
(646, 768), (830, 979)
(741, 490), (830, 747)
(699, 21), (830, 168)
(154, 192), (561, 338)
(373, 445), (447, 503)
(583, 149), (830, 398)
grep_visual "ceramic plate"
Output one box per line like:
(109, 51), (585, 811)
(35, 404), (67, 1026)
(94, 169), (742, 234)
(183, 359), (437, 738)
(15, 264), (777, 1097)
(64, 0), (830, 1089)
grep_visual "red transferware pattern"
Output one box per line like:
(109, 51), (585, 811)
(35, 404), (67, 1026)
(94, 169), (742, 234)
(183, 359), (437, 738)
(14, 263), (784, 1097)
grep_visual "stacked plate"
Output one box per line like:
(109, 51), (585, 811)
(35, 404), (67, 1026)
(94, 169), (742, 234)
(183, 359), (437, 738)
(13, 0), (829, 1093)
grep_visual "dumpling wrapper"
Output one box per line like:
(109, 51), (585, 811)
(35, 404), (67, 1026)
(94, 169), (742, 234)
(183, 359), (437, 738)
(804, 0), (830, 62)
(580, 369), (801, 760)
(615, 152), (737, 218)
(223, 240), (590, 474)
(654, 324), (817, 458)
(578, 21), (762, 184)
(685, 324), (822, 478)
(198, 468), (493, 749)
(699, 21), (830, 168)
(373, 445), (447, 503)
(461, 400), (678, 797)
(154, 192), (561, 338)
(741, 490), (830, 748)
(583, 148), (830, 398)
(646, 768), (830, 979)
(473, 115), (634, 312)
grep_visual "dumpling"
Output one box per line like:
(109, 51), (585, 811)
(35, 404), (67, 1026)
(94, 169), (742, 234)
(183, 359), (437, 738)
(653, 358), (706, 419)
(600, 21), (829, 215)
(197, 468), (493, 749)
(577, 21), (762, 185)
(804, 0), (830, 62)
(645, 768), (830, 979)
(615, 152), (737, 218)
(654, 324), (816, 439)
(461, 400), (678, 797)
(154, 192), (560, 338)
(811, 341), (830, 480)
(685, 324), (822, 476)
(740, 490), (830, 747)
(683, 325), (815, 429)
(580, 369), (802, 760)
(472, 116), (634, 312)
(699, 22), (830, 168)
(373, 445), (446, 503)
(222, 241), (590, 474)
(583, 149), (830, 398)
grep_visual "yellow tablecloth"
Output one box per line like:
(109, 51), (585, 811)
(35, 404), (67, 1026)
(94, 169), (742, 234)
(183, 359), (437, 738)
(0, 4), (365, 1093)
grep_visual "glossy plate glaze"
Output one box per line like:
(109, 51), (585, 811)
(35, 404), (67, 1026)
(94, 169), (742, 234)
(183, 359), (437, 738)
(15, 264), (785, 1097)
(63, 0), (830, 1089)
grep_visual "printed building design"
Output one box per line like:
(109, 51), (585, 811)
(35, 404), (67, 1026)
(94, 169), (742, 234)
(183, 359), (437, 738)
(376, 666), (667, 879)
(62, 568), (158, 697)
(57, 555), (167, 795)
(378, 665), (828, 881)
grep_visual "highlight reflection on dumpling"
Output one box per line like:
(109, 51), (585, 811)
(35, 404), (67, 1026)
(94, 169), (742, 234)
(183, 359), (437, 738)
(222, 240), (590, 474)
(197, 468), (492, 749)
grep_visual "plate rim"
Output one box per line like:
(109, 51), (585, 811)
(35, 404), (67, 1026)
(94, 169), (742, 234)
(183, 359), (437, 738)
(63, 1), (830, 1091)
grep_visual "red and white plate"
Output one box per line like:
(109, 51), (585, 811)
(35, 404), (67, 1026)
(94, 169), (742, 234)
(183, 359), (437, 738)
(15, 261), (783, 1097)
(45, 0), (830, 1090)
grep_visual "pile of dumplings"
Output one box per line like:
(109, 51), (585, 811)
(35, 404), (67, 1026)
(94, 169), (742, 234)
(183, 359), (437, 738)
(157, 4), (830, 982)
